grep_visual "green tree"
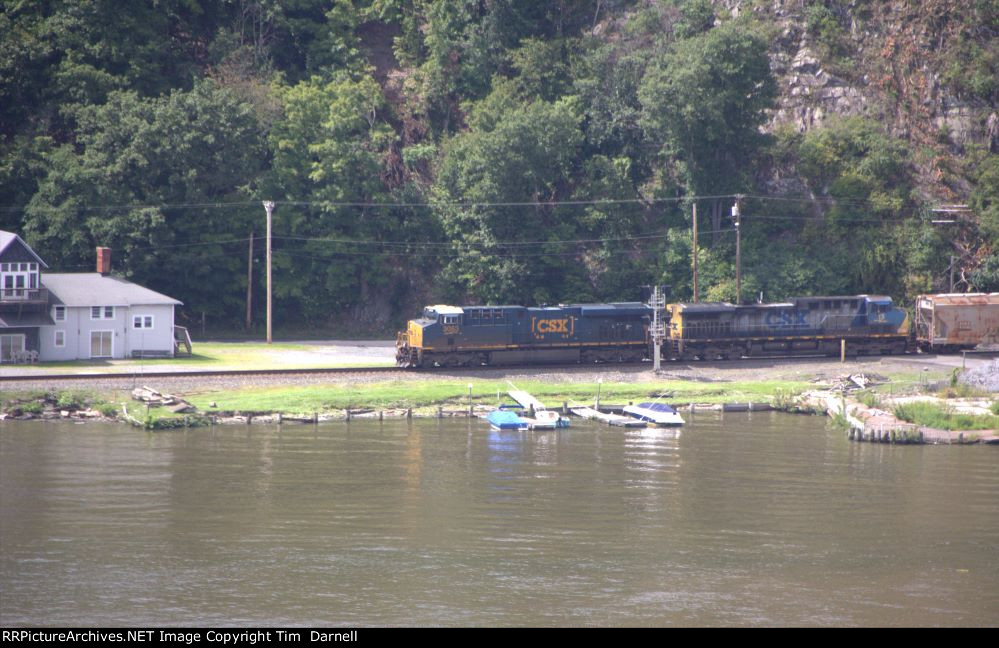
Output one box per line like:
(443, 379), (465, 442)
(23, 81), (266, 322)
(433, 94), (587, 304)
(265, 74), (404, 323)
(970, 155), (999, 242)
(638, 20), (776, 198)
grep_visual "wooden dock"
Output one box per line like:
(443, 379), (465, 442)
(507, 385), (547, 413)
(506, 384), (569, 428)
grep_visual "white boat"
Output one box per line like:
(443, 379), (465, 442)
(524, 409), (570, 430)
(569, 405), (647, 427)
(622, 402), (685, 427)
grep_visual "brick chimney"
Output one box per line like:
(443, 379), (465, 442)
(96, 247), (111, 275)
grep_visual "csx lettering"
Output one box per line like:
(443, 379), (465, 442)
(536, 319), (569, 334)
(765, 311), (807, 328)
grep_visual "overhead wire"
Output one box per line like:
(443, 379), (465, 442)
(1, 191), (917, 215)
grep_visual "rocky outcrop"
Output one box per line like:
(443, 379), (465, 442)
(771, 45), (869, 132)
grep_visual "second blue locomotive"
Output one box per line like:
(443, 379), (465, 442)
(395, 295), (912, 368)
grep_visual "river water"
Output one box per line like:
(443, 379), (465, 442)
(1, 413), (996, 627)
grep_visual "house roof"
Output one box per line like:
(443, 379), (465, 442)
(0, 312), (55, 328)
(0, 230), (48, 267)
(43, 273), (182, 307)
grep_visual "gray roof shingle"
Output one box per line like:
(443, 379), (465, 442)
(43, 273), (182, 307)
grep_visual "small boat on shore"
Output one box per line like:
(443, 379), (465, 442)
(523, 409), (570, 430)
(623, 402), (684, 427)
(570, 405), (647, 427)
(486, 409), (530, 430)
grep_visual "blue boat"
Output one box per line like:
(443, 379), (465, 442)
(486, 410), (530, 430)
(487, 410), (530, 430)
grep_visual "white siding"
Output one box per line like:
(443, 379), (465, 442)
(38, 304), (176, 360)
(124, 305), (175, 357)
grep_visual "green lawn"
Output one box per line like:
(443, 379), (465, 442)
(180, 378), (815, 415)
(5, 342), (395, 373)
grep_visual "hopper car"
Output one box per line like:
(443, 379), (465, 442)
(913, 293), (999, 352)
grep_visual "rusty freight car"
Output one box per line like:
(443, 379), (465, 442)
(914, 293), (999, 352)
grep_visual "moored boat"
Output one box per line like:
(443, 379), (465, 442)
(523, 409), (570, 430)
(486, 410), (530, 430)
(622, 402), (684, 427)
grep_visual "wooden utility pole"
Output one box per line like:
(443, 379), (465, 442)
(246, 230), (254, 332)
(263, 201), (274, 344)
(692, 202), (699, 302)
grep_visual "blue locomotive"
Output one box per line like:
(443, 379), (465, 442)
(665, 295), (910, 360)
(395, 295), (911, 367)
(395, 303), (651, 367)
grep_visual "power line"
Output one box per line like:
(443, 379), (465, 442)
(4, 192), (935, 215)
(0, 193), (747, 215)
(270, 232), (670, 247)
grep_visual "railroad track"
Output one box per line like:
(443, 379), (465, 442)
(0, 362), (648, 383)
(1, 350), (994, 383)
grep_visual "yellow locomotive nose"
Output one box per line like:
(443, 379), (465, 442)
(408, 320), (423, 348)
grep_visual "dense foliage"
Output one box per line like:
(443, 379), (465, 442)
(1, 0), (995, 334)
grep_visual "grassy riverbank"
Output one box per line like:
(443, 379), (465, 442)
(1, 378), (816, 422)
(179, 378), (815, 415)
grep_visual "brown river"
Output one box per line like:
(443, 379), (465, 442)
(1, 412), (996, 627)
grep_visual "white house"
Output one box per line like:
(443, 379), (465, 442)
(0, 231), (184, 362)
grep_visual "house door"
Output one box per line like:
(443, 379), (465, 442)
(0, 334), (25, 362)
(90, 330), (113, 358)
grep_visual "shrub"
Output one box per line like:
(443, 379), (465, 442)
(57, 392), (87, 410)
(894, 401), (999, 430)
(19, 401), (44, 415)
(856, 390), (881, 408)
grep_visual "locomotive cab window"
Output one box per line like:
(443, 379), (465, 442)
(442, 315), (460, 325)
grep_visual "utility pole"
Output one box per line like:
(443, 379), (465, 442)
(692, 202), (699, 302)
(246, 230), (254, 332)
(930, 207), (969, 293)
(263, 201), (274, 344)
(732, 196), (742, 304)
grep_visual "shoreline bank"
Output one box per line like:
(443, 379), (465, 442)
(4, 385), (996, 445)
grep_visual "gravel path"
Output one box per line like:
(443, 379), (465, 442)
(3, 354), (989, 396)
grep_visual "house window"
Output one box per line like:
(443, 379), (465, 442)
(91, 306), (115, 320)
(53, 306), (65, 321)
(54, 330), (65, 347)
(133, 315), (154, 329)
